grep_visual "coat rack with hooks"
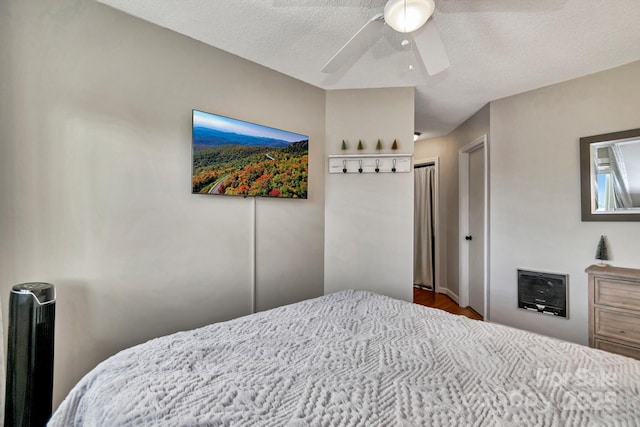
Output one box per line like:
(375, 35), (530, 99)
(328, 154), (412, 174)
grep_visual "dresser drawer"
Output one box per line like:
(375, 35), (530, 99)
(595, 308), (640, 345)
(594, 337), (640, 360)
(594, 277), (640, 311)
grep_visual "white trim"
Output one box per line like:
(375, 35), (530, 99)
(441, 288), (459, 304)
(413, 157), (441, 293)
(458, 135), (490, 321)
(484, 139), (490, 321)
(250, 197), (256, 314)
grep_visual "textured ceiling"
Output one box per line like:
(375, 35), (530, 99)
(97, 0), (640, 138)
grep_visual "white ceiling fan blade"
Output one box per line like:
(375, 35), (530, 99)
(412, 19), (450, 76)
(321, 13), (384, 73)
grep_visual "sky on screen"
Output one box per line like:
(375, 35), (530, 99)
(193, 110), (307, 143)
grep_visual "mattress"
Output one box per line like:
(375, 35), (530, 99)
(49, 290), (640, 426)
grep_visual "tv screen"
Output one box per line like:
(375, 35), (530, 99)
(192, 110), (309, 199)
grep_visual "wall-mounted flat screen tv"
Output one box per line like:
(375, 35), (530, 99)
(192, 109), (309, 199)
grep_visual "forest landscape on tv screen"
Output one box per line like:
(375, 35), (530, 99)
(192, 110), (309, 199)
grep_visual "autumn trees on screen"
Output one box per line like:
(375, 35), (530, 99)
(192, 141), (308, 198)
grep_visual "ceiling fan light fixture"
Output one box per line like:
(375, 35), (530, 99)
(384, 0), (435, 33)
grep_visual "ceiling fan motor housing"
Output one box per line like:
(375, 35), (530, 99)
(384, 0), (435, 33)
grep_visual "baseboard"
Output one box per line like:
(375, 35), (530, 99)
(417, 285), (461, 306)
(441, 288), (460, 304)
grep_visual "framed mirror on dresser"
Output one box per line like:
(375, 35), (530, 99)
(586, 264), (640, 360)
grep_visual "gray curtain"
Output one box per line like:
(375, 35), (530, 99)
(592, 157), (599, 209)
(608, 145), (633, 209)
(414, 166), (435, 288)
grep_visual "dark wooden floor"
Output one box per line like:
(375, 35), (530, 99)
(413, 287), (483, 321)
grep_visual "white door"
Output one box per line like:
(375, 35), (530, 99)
(459, 135), (488, 319)
(467, 147), (485, 316)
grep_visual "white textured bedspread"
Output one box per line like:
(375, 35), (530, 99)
(50, 290), (640, 426)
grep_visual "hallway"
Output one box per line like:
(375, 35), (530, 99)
(413, 287), (482, 321)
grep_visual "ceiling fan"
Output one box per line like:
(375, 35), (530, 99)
(321, 0), (449, 76)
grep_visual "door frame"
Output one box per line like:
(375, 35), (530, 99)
(414, 157), (441, 293)
(458, 135), (489, 320)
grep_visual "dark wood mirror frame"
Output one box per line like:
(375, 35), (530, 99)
(580, 127), (640, 222)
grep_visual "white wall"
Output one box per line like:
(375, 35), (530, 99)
(414, 105), (490, 298)
(324, 88), (414, 302)
(490, 60), (640, 345)
(0, 0), (325, 405)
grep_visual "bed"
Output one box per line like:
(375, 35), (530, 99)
(50, 290), (640, 426)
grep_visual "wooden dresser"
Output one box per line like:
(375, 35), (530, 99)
(586, 264), (640, 360)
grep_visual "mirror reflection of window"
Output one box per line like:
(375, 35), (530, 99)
(592, 138), (640, 211)
(580, 128), (640, 221)
(620, 140), (640, 207)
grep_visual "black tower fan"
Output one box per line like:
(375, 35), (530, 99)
(5, 283), (56, 427)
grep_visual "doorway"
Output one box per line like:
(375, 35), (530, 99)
(414, 158), (440, 292)
(458, 135), (489, 320)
